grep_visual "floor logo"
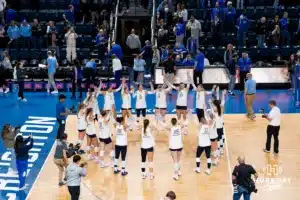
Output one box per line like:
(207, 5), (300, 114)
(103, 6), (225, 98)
(256, 164), (291, 191)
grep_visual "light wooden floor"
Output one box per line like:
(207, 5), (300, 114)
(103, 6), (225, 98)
(28, 114), (300, 200)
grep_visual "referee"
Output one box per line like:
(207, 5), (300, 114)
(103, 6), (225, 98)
(56, 94), (72, 140)
(263, 100), (281, 155)
(244, 73), (256, 120)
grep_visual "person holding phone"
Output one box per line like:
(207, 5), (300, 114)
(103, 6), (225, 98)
(15, 61), (27, 102)
(14, 133), (34, 190)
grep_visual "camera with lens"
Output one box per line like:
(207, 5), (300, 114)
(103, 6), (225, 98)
(259, 108), (267, 118)
(66, 143), (85, 158)
(248, 179), (258, 193)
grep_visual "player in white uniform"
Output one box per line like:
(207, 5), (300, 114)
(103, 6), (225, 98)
(194, 117), (212, 175)
(98, 110), (114, 168)
(113, 116), (128, 176)
(191, 83), (213, 122)
(140, 119), (156, 179)
(206, 108), (219, 165)
(76, 103), (87, 148)
(97, 79), (123, 119)
(85, 108), (99, 161)
(162, 118), (184, 180)
(211, 89), (226, 155)
(165, 78), (190, 126)
(154, 84), (172, 123)
(132, 83), (155, 122)
(120, 82), (134, 122)
(84, 88), (100, 120)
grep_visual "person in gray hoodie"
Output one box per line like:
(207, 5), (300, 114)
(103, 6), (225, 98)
(66, 155), (87, 200)
(1, 124), (18, 174)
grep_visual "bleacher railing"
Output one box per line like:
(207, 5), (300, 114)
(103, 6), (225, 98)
(150, 0), (157, 46)
(112, 0), (120, 42)
(108, 0), (120, 51)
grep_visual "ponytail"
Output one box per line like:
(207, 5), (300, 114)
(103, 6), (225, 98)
(143, 119), (150, 135)
(213, 100), (222, 116)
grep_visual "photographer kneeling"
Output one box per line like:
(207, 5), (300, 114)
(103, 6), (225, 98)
(232, 156), (258, 200)
(66, 155), (87, 200)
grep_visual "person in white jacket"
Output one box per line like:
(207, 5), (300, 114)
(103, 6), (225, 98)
(65, 27), (78, 63)
(66, 155), (87, 200)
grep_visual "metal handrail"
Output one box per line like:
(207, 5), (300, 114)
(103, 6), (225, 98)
(112, 0), (120, 42)
(150, 0), (156, 46)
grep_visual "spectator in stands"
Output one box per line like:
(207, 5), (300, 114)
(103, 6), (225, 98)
(163, 53), (176, 88)
(237, 52), (252, 91)
(211, 15), (221, 47)
(173, 42), (187, 58)
(270, 15), (280, 46)
(100, 20), (110, 34)
(297, 20), (300, 45)
(217, 0), (226, 8)
(47, 21), (58, 47)
(224, 43), (237, 96)
(0, 51), (11, 93)
(280, 12), (290, 46)
(7, 21), (20, 50)
(65, 27), (78, 63)
(71, 0), (81, 21)
(211, 2), (223, 22)
(287, 54), (296, 91)
(157, 1), (169, 22)
(96, 29), (107, 45)
(133, 54), (146, 83)
(157, 19), (168, 45)
(47, 51), (58, 94)
(140, 40), (152, 75)
(31, 19), (43, 49)
(71, 59), (83, 99)
(0, 0), (6, 25)
(237, 14), (248, 47)
(187, 15), (202, 52)
(20, 20), (32, 49)
(0, 25), (8, 49)
(81, 0), (89, 24)
(174, 4), (187, 23)
(15, 62), (27, 101)
(110, 42), (123, 60)
(120, 0), (130, 14)
(5, 5), (16, 25)
(90, 0), (100, 25)
(63, 5), (75, 25)
(151, 46), (160, 75)
(112, 54), (123, 87)
(173, 18), (185, 45)
(182, 53), (194, 68)
(161, 45), (169, 62)
(256, 17), (267, 48)
(97, 38), (107, 63)
(224, 1), (236, 33)
(194, 48), (205, 85)
(175, 55), (182, 66)
(84, 59), (97, 89)
(126, 29), (141, 56)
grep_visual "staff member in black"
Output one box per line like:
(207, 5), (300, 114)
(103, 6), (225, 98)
(232, 156), (258, 200)
(56, 94), (72, 140)
(163, 53), (176, 94)
(262, 100), (281, 155)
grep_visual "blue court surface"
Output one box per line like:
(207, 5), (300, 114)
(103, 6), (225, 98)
(0, 89), (298, 200)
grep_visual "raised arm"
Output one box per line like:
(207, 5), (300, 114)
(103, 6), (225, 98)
(164, 75), (178, 90)
(114, 78), (126, 92)
(147, 81), (155, 94)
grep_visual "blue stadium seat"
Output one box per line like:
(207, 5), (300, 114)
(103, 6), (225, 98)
(205, 46), (216, 62)
(248, 20), (256, 32)
(195, 9), (205, 19)
(216, 47), (226, 63)
(83, 35), (93, 47)
(30, 59), (39, 67)
(30, 49), (40, 60)
(19, 10), (37, 22)
(289, 19), (299, 32)
(281, 46), (292, 60)
(20, 0), (30, 10)
(292, 45), (300, 53)
(257, 47), (269, 61)
(19, 49), (30, 61)
(270, 46), (281, 60)
(286, 7), (299, 18)
(247, 32), (257, 46)
(47, 10), (58, 22)
(60, 48), (67, 60)
(248, 46), (258, 61)
(39, 0), (48, 10)
(78, 48), (90, 59)
(255, 8), (265, 19)
(76, 35), (84, 48)
(245, 7), (255, 19)
(40, 49), (48, 59)
(236, 9), (244, 18)
(265, 8), (275, 18)
(55, 22), (66, 34)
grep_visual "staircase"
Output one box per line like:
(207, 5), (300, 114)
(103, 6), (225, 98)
(119, 0), (150, 18)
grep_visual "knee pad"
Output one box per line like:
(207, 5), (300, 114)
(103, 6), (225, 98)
(141, 162), (146, 169)
(207, 158), (212, 163)
(85, 146), (91, 151)
(196, 158), (201, 162)
(99, 150), (105, 157)
(148, 162), (154, 168)
(94, 147), (99, 153)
